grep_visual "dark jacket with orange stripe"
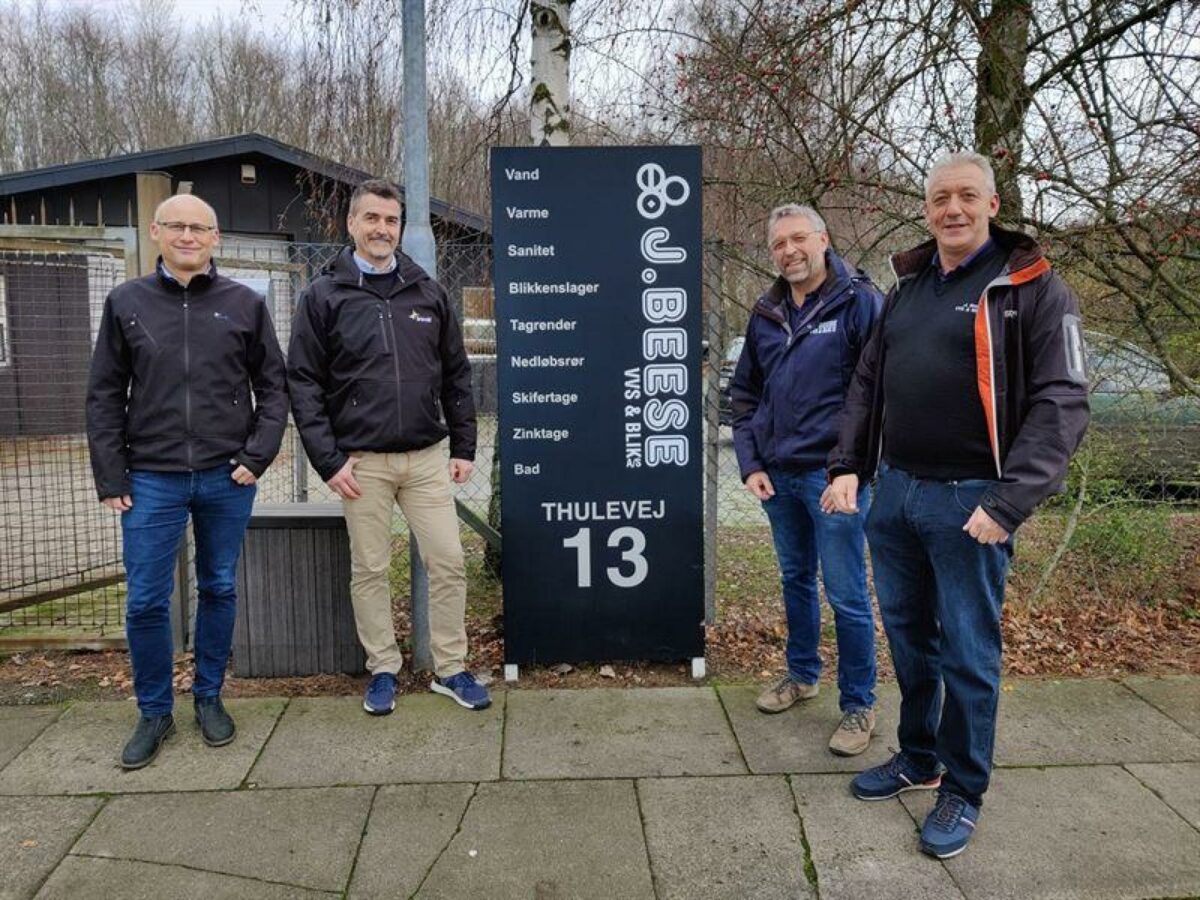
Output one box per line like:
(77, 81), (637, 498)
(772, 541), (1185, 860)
(827, 224), (1090, 533)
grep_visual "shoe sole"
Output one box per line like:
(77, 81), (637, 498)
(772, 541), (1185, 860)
(755, 692), (819, 714)
(852, 775), (942, 801)
(920, 841), (969, 859)
(429, 679), (491, 710)
(195, 718), (236, 748)
(829, 740), (872, 757)
(119, 720), (176, 770)
(363, 699), (396, 716)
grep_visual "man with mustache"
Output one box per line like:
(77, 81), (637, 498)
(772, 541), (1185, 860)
(288, 179), (489, 715)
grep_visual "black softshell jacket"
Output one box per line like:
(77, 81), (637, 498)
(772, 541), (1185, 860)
(827, 224), (1090, 533)
(286, 248), (476, 481)
(86, 261), (288, 500)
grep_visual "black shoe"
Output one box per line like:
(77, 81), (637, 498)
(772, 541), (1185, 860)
(120, 714), (176, 770)
(194, 696), (236, 747)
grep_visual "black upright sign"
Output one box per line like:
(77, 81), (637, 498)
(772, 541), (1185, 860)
(492, 146), (704, 665)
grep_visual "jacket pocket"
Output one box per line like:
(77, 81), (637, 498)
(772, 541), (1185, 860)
(337, 303), (391, 359)
(119, 313), (161, 356)
(225, 385), (253, 436)
(400, 378), (446, 445)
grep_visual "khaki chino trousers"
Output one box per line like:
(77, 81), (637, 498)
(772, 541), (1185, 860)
(342, 442), (468, 679)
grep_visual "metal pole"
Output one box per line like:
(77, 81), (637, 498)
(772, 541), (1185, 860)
(402, 0), (435, 672)
(703, 241), (725, 627)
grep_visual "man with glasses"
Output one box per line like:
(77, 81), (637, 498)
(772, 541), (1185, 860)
(730, 203), (883, 756)
(87, 193), (287, 768)
(287, 179), (489, 715)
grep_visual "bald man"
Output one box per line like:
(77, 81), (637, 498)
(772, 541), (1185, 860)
(87, 194), (288, 769)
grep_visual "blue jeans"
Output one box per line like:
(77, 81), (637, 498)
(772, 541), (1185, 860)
(761, 466), (876, 711)
(865, 465), (1012, 808)
(122, 466), (256, 716)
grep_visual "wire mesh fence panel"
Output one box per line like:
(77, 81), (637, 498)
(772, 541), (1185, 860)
(0, 250), (126, 631)
(1, 231), (1194, 643)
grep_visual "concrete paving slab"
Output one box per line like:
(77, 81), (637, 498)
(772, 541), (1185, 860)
(1124, 676), (1200, 737)
(347, 783), (475, 900)
(717, 684), (900, 775)
(1125, 763), (1200, 831)
(0, 796), (101, 900)
(247, 695), (502, 787)
(900, 766), (1200, 900)
(994, 679), (1200, 765)
(72, 785), (372, 893)
(790, 775), (963, 900)
(0, 708), (62, 774)
(503, 688), (745, 779)
(0, 699), (285, 795)
(35, 857), (336, 900)
(638, 775), (811, 900)
(0, 705), (63, 720)
(417, 780), (655, 900)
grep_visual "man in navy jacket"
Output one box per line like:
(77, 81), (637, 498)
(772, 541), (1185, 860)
(731, 203), (883, 756)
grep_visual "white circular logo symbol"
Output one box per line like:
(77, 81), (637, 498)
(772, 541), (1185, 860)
(636, 163), (691, 219)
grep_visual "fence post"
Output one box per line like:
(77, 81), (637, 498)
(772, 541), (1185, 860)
(703, 241), (726, 626)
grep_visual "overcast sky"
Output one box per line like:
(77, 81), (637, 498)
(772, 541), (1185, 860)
(18, 0), (295, 33)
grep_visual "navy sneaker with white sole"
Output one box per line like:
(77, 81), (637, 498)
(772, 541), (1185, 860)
(363, 672), (398, 715)
(851, 751), (943, 800)
(920, 791), (980, 859)
(431, 671), (491, 710)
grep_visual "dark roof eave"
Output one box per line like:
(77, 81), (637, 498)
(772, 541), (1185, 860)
(0, 133), (488, 234)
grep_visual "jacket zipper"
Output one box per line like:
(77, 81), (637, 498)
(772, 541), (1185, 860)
(385, 298), (403, 432)
(378, 309), (390, 351)
(183, 288), (193, 469)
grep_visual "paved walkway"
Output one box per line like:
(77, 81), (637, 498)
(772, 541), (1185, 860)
(1, 676), (1198, 899)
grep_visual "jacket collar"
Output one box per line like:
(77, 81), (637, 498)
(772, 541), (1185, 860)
(155, 257), (217, 291)
(890, 223), (1050, 284)
(753, 248), (859, 324)
(329, 245), (428, 292)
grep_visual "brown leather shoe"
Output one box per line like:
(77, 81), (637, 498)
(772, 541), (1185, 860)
(828, 707), (876, 756)
(755, 675), (819, 713)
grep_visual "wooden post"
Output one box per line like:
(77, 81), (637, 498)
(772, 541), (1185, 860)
(135, 172), (173, 276)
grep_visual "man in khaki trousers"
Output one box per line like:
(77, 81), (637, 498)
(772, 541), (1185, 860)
(287, 178), (490, 714)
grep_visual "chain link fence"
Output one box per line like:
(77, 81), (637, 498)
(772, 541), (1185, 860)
(1, 229), (1195, 644)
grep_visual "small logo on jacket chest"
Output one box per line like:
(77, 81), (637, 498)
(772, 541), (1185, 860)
(810, 320), (837, 335)
(409, 310), (433, 324)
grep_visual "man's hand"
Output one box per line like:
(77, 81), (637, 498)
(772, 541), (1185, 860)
(449, 458), (474, 484)
(231, 464), (257, 486)
(744, 471), (775, 501)
(964, 506), (1009, 544)
(821, 474), (860, 514)
(101, 495), (132, 512)
(327, 456), (363, 500)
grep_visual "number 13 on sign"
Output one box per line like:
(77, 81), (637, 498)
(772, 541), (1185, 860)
(562, 527), (649, 588)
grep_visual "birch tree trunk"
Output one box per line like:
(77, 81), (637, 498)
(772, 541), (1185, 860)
(530, 0), (572, 146)
(487, 0), (574, 575)
(973, 0), (1033, 222)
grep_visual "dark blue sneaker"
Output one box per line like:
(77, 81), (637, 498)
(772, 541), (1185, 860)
(851, 751), (943, 800)
(920, 791), (979, 859)
(363, 672), (397, 715)
(431, 671), (491, 710)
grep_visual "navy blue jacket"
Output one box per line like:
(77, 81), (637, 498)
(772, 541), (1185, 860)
(731, 250), (883, 480)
